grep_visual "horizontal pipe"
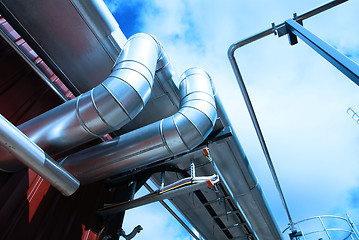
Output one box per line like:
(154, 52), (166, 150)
(62, 68), (217, 184)
(0, 114), (79, 196)
(0, 33), (172, 172)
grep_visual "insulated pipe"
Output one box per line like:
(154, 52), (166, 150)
(0, 33), (166, 172)
(0, 114), (79, 196)
(208, 101), (283, 239)
(62, 68), (217, 184)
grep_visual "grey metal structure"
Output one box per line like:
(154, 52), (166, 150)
(0, 114), (79, 196)
(0, 0), (127, 94)
(99, 175), (219, 214)
(283, 215), (359, 240)
(227, 0), (353, 236)
(61, 68), (217, 184)
(0, 0), (287, 239)
(0, 33), (171, 172)
(147, 135), (281, 240)
(285, 18), (359, 86)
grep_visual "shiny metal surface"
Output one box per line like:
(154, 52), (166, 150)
(148, 147), (258, 240)
(118, 41), (181, 135)
(149, 98), (282, 239)
(211, 97), (282, 240)
(0, 33), (161, 172)
(70, 0), (127, 61)
(62, 68), (217, 184)
(0, 114), (79, 196)
(0, 0), (127, 93)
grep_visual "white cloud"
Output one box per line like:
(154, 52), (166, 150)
(122, 188), (191, 240)
(110, 0), (359, 236)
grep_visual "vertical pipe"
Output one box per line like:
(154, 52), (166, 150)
(228, 40), (295, 230)
(318, 216), (332, 239)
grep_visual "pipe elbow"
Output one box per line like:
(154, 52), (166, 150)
(161, 68), (217, 153)
(83, 33), (160, 134)
(0, 33), (166, 172)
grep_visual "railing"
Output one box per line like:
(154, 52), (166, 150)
(283, 215), (359, 240)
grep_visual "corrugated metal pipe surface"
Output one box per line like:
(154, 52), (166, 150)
(62, 68), (217, 184)
(0, 33), (170, 172)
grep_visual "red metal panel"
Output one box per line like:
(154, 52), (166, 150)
(0, 17), (110, 239)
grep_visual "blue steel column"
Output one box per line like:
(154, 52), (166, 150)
(285, 18), (359, 86)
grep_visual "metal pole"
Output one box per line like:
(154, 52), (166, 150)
(228, 47), (295, 229)
(227, 0), (349, 231)
(285, 18), (359, 86)
(318, 216), (332, 239)
(0, 114), (80, 196)
(0, 25), (68, 102)
(144, 183), (201, 240)
(347, 214), (359, 239)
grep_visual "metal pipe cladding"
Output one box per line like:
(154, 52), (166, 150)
(62, 68), (217, 184)
(0, 114), (79, 196)
(0, 33), (168, 172)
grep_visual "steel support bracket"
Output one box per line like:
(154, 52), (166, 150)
(98, 175), (219, 215)
(289, 229), (303, 240)
(285, 19), (303, 45)
(285, 18), (359, 86)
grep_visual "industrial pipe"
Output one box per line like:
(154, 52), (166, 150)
(0, 33), (171, 172)
(0, 114), (79, 196)
(61, 68), (217, 184)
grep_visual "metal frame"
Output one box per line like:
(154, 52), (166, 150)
(97, 175), (219, 214)
(282, 215), (359, 240)
(227, 0), (353, 232)
(285, 18), (359, 86)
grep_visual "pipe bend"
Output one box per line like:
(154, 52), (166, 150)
(0, 33), (170, 172)
(62, 68), (217, 184)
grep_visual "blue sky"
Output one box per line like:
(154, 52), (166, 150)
(104, 0), (359, 238)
